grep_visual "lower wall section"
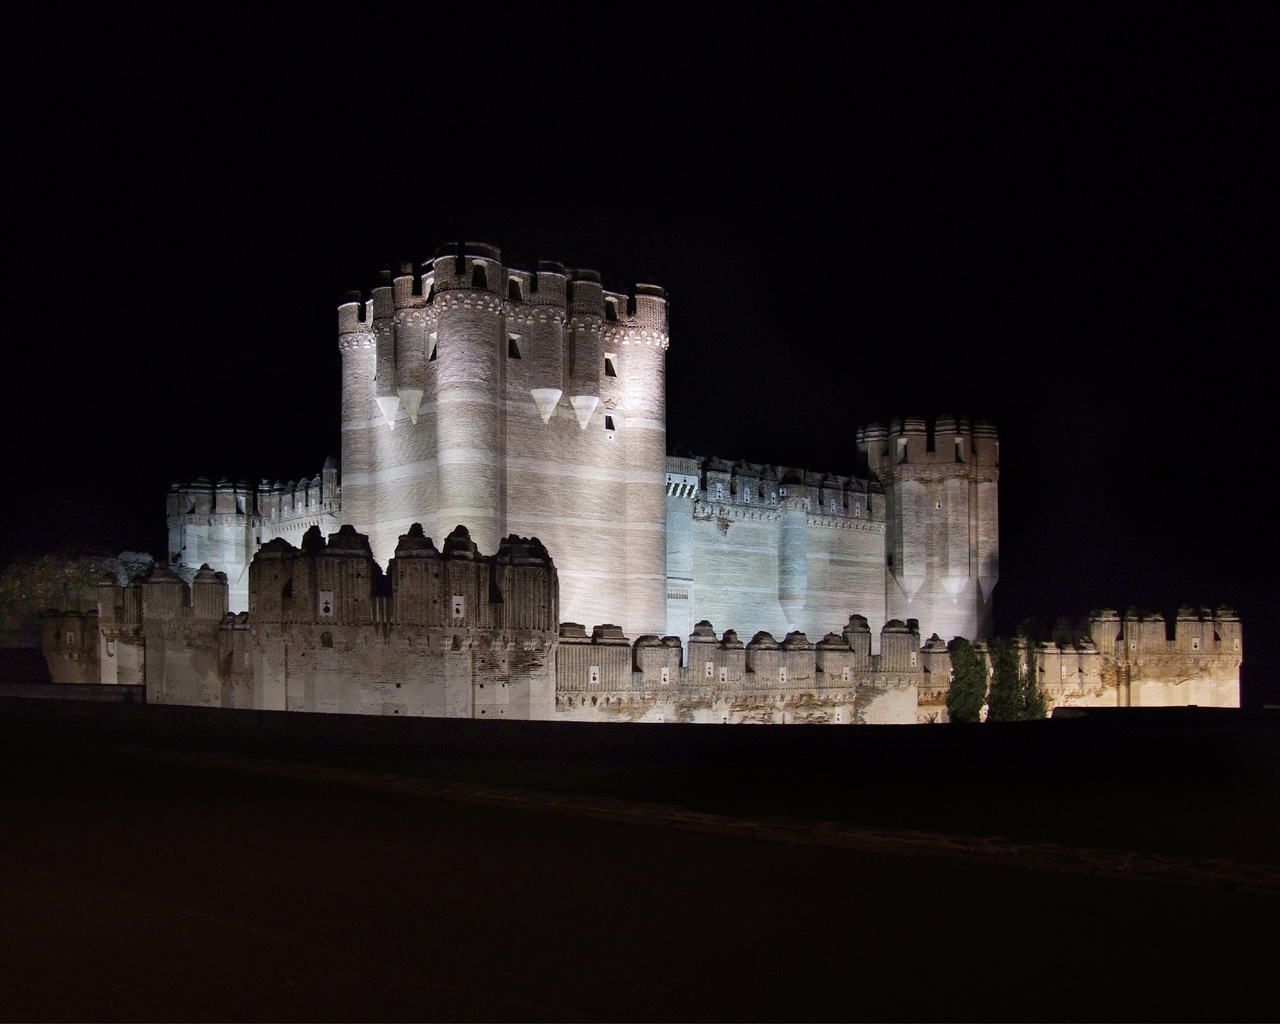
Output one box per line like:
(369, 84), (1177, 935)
(133, 620), (557, 720)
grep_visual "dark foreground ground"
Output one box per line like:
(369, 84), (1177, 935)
(2, 698), (1278, 1021)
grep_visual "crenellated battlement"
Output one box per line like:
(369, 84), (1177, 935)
(665, 455), (886, 525)
(341, 245), (669, 340)
(167, 460), (339, 534)
(554, 614), (920, 724)
(857, 414), (1000, 477)
(250, 523), (558, 632)
(1086, 606), (1243, 658)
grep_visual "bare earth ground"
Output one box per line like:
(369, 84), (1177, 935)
(1, 698), (1277, 1021)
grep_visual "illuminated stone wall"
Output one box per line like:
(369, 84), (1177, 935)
(554, 618), (919, 725)
(336, 246), (668, 640)
(914, 608), (1242, 722)
(166, 461), (340, 612)
(76, 525), (1240, 723)
(166, 243), (1004, 651)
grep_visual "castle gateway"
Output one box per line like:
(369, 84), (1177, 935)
(168, 242), (998, 648)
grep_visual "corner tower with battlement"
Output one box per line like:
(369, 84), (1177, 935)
(338, 243), (669, 639)
(857, 416), (999, 641)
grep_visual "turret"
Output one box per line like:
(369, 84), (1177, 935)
(778, 468), (809, 630)
(372, 269), (399, 428)
(527, 260), (566, 423)
(874, 414), (999, 642)
(429, 243), (506, 554)
(337, 291), (377, 536)
(392, 262), (430, 426)
(566, 268), (603, 430)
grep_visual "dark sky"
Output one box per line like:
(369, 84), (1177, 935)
(3, 13), (1275, 698)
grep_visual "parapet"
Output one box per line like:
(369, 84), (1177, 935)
(250, 523), (559, 632)
(856, 415), (999, 476)
(671, 454), (885, 521)
(168, 461), (339, 537)
(341, 243), (667, 336)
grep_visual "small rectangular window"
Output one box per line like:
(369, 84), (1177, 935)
(604, 355), (617, 377)
(428, 332), (438, 361)
(508, 334), (522, 359)
(604, 415), (615, 431)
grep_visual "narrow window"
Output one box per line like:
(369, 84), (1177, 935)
(955, 438), (965, 463)
(508, 279), (522, 302)
(605, 297), (619, 322)
(604, 415), (615, 432)
(471, 263), (487, 290)
(508, 334), (522, 359)
(604, 355), (617, 377)
(898, 438), (909, 464)
(428, 332), (438, 361)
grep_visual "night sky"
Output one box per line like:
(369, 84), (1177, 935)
(3, 14), (1274, 700)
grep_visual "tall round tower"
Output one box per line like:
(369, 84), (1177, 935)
(432, 242), (505, 555)
(618, 284), (668, 637)
(337, 293), (377, 537)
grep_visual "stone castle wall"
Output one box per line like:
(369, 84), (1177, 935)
(915, 608), (1242, 722)
(166, 460), (340, 612)
(58, 525), (1239, 723)
(168, 243), (1001, 652)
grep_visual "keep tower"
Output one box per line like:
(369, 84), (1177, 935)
(337, 242), (669, 638)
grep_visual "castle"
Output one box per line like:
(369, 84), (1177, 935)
(36, 240), (1231, 722)
(167, 242), (998, 648)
